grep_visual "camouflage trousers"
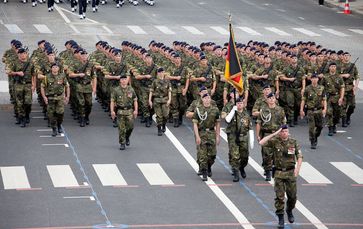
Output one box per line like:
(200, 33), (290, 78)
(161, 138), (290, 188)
(140, 86), (152, 118)
(326, 95), (342, 127)
(307, 110), (323, 141)
(47, 98), (65, 128)
(170, 91), (187, 119)
(14, 83), (32, 117)
(227, 134), (249, 170)
(117, 111), (134, 144)
(8, 76), (15, 103)
(261, 131), (273, 171)
(76, 92), (92, 118)
(154, 101), (169, 125)
(274, 170), (297, 215)
(341, 90), (355, 119)
(198, 130), (217, 170)
(285, 88), (301, 123)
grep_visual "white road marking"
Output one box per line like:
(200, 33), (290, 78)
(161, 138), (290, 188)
(331, 162), (363, 184)
(210, 26), (229, 35)
(127, 25), (147, 34)
(93, 164), (128, 186)
(54, 5), (71, 23)
(33, 24), (52, 34)
(0, 80), (9, 93)
(69, 24), (80, 34)
(265, 27), (291, 36)
(4, 24), (23, 33)
(359, 81), (363, 90)
(276, 9), (286, 12)
(137, 163), (174, 185)
(63, 196), (95, 201)
(0, 166), (31, 190)
(0, 19), (4, 25)
(219, 130), (327, 229)
(321, 28), (349, 37)
(155, 26), (175, 35)
(165, 127), (254, 228)
(42, 143), (69, 147)
(47, 165), (79, 188)
(298, 17), (305, 20)
(39, 135), (64, 138)
(102, 26), (113, 34)
(182, 26), (204, 35)
(293, 28), (321, 37)
(37, 129), (52, 132)
(300, 162), (333, 184)
(349, 29), (363, 35)
(237, 27), (262, 36)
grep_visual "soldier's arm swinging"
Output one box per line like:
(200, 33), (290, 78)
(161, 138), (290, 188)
(92, 77), (97, 96)
(40, 86), (48, 105)
(193, 122), (201, 145)
(148, 90), (153, 109)
(259, 128), (282, 146)
(133, 99), (138, 119)
(110, 100), (116, 120)
(338, 86), (345, 106)
(300, 99), (306, 118)
(295, 156), (303, 177)
(215, 120), (221, 145)
(256, 123), (261, 141)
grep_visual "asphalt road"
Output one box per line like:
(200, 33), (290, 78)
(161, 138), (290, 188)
(0, 0), (363, 228)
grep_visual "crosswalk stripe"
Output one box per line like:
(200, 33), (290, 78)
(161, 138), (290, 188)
(155, 26), (175, 35)
(265, 27), (291, 36)
(182, 26), (204, 35)
(127, 25), (147, 34)
(331, 162), (363, 184)
(300, 162), (333, 184)
(0, 166), (31, 189)
(0, 80), (9, 93)
(237, 26), (262, 36)
(137, 163), (174, 185)
(292, 28), (320, 37)
(92, 164), (127, 186)
(4, 24), (23, 33)
(33, 24), (52, 34)
(348, 29), (363, 35)
(358, 81), (363, 91)
(47, 165), (79, 188)
(210, 26), (229, 35)
(321, 28), (349, 37)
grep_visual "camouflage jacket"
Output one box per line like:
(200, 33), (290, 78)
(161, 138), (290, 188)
(192, 104), (220, 131)
(9, 58), (35, 84)
(222, 101), (251, 136)
(111, 85), (137, 115)
(302, 85), (326, 110)
(322, 73), (345, 96)
(282, 64), (305, 89)
(339, 62), (360, 91)
(256, 105), (286, 133)
(42, 72), (68, 100)
(150, 78), (171, 103)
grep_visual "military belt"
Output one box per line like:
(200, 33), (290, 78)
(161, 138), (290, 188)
(307, 107), (322, 111)
(199, 128), (215, 132)
(275, 167), (295, 172)
(117, 106), (132, 110)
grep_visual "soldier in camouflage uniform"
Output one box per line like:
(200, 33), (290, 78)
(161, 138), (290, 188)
(222, 96), (251, 182)
(110, 75), (138, 150)
(300, 74), (327, 149)
(149, 68), (171, 136)
(280, 55), (305, 127)
(339, 52), (360, 127)
(166, 53), (189, 127)
(259, 125), (303, 228)
(256, 92), (286, 181)
(7, 48), (36, 127)
(41, 63), (70, 137)
(323, 62), (345, 136)
(68, 50), (97, 127)
(192, 93), (220, 181)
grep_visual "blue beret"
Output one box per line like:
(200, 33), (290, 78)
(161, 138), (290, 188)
(17, 48), (27, 54)
(199, 86), (207, 92)
(157, 67), (164, 73)
(266, 92), (275, 98)
(202, 93), (210, 98)
(281, 124), (288, 129)
(38, 40), (46, 45)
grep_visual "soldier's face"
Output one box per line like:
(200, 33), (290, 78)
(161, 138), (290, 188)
(120, 78), (128, 86)
(310, 56), (316, 62)
(202, 96), (211, 105)
(51, 66), (59, 74)
(48, 53), (55, 62)
(279, 129), (289, 139)
(267, 96), (275, 104)
(329, 65), (336, 72)
(263, 88), (271, 96)
(236, 101), (244, 109)
(19, 52), (28, 60)
(115, 55), (122, 62)
(201, 59), (208, 65)
(343, 54), (351, 62)
(311, 77), (319, 84)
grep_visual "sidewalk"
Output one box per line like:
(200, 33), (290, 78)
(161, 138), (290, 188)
(322, 0), (363, 16)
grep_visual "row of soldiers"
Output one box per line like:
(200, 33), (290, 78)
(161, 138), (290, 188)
(2, 38), (360, 178)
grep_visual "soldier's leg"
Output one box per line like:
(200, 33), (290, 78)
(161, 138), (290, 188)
(141, 88), (151, 127)
(274, 177), (286, 215)
(286, 90), (295, 126)
(178, 94), (187, 125)
(15, 84), (25, 125)
(332, 102), (341, 129)
(77, 91), (86, 126)
(293, 89), (301, 125)
(84, 92), (92, 124)
(199, 140), (208, 181)
(8, 77), (15, 104)
(285, 175), (297, 212)
(326, 98), (334, 135)
(56, 99), (65, 132)
(24, 84), (32, 124)
(239, 140), (249, 170)
(307, 111), (316, 147)
(47, 100), (57, 127)
(170, 93), (179, 127)
(345, 91), (355, 125)
(228, 135), (239, 181)
(162, 103), (169, 131)
(125, 114), (134, 145)
(118, 114), (126, 145)
(315, 112), (323, 144)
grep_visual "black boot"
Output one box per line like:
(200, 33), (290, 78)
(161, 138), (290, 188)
(15, 117), (21, 125)
(57, 124), (63, 133)
(52, 127), (57, 137)
(173, 118), (179, 128)
(207, 164), (212, 177)
(232, 169), (239, 182)
(157, 125), (162, 136)
(265, 170), (271, 181)
(113, 118), (118, 128)
(310, 138), (316, 149)
(288, 120), (294, 127)
(328, 126), (334, 136)
(80, 117), (85, 127)
(85, 116), (90, 125)
(197, 167), (202, 176)
(346, 115), (351, 126)
(178, 114), (183, 125)
(240, 166), (246, 179)
(140, 116), (146, 123)
(168, 116), (173, 123)
(201, 169), (208, 181)
(145, 117), (151, 127)
(20, 117), (26, 128)
(25, 114), (30, 124)
(333, 125), (337, 134)
(119, 144), (125, 150)
(286, 210), (294, 223)
(162, 123), (166, 133)
(126, 137), (130, 146)
(277, 214), (285, 228)
(342, 117), (347, 128)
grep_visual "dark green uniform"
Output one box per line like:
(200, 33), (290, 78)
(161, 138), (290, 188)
(340, 62), (359, 124)
(323, 73), (345, 128)
(191, 64), (215, 99)
(150, 77), (171, 126)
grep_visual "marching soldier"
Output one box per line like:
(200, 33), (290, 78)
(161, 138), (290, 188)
(323, 63), (345, 136)
(6, 48), (36, 127)
(222, 95), (252, 182)
(259, 125), (303, 228)
(300, 74), (327, 149)
(41, 63), (70, 137)
(149, 68), (172, 136)
(256, 92), (286, 181)
(110, 75), (138, 150)
(192, 93), (220, 181)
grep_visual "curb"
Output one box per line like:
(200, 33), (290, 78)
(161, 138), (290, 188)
(319, 0), (363, 16)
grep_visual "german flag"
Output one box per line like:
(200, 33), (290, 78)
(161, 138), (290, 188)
(224, 23), (244, 94)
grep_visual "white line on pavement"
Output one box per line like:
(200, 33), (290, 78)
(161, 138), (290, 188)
(293, 28), (321, 37)
(219, 130), (328, 229)
(0, 80), (9, 93)
(33, 24), (52, 34)
(331, 162), (363, 184)
(42, 143), (69, 147)
(37, 129), (52, 131)
(210, 26), (229, 35)
(127, 25), (147, 34)
(164, 126), (254, 229)
(265, 27), (291, 36)
(0, 166), (31, 190)
(237, 27), (262, 36)
(54, 5), (70, 23)
(63, 196), (95, 201)
(69, 24), (80, 34)
(300, 162), (333, 184)
(93, 164), (128, 186)
(348, 29), (363, 35)
(321, 28), (349, 37)
(182, 26), (204, 35)
(359, 81), (363, 90)
(154, 26), (175, 35)
(102, 26), (113, 34)
(4, 24), (23, 33)
(47, 165), (79, 188)
(137, 163), (174, 185)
